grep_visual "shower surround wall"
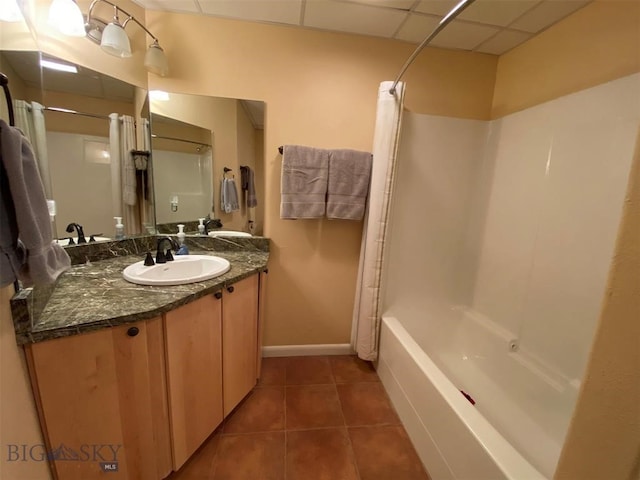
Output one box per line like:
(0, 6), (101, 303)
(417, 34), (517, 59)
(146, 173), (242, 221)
(153, 149), (213, 225)
(380, 73), (640, 478)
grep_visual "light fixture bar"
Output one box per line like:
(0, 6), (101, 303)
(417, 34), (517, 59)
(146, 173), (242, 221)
(85, 0), (168, 75)
(87, 0), (160, 43)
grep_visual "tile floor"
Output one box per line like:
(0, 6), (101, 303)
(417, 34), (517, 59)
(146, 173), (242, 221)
(169, 355), (430, 480)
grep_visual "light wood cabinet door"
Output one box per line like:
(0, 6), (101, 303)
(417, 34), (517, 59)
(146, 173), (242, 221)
(27, 318), (168, 480)
(223, 274), (259, 416)
(164, 293), (223, 470)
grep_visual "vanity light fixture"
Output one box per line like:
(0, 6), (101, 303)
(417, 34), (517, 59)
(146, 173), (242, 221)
(48, 0), (169, 76)
(47, 0), (86, 36)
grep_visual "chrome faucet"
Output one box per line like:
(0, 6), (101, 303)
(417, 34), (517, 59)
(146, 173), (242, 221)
(155, 237), (179, 264)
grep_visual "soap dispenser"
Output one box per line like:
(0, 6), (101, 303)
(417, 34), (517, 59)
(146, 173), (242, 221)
(198, 218), (206, 235)
(114, 217), (125, 240)
(176, 224), (189, 255)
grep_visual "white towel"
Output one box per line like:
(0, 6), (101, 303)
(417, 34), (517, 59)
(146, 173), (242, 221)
(327, 149), (372, 220)
(221, 178), (240, 213)
(280, 145), (329, 219)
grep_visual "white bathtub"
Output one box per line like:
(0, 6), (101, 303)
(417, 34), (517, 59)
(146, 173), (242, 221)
(377, 313), (577, 479)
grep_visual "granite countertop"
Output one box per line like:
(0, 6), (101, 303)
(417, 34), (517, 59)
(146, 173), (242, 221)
(11, 235), (269, 345)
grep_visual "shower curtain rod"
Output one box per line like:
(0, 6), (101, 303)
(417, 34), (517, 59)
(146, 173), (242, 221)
(389, 0), (477, 94)
(40, 105), (110, 120)
(151, 134), (211, 149)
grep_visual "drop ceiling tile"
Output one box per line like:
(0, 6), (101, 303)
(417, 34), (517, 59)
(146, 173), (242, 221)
(198, 0), (303, 26)
(346, 0), (416, 10)
(458, 0), (540, 27)
(475, 28), (533, 54)
(414, 0), (459, 16)
(304, 1), (407, 37)
(136, 0), (200, 13)
(509, 0), (590, 33)
(430, 18), (501, 49)
(395, 13), (441, 43)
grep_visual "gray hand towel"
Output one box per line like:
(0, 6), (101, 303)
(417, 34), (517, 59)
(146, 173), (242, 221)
(221, 177), (240, 213)
(0, 119), (70, 287)
(327, 149), (372, 221)
(281, 145), (329, 219)
(240, 166), (258, 208)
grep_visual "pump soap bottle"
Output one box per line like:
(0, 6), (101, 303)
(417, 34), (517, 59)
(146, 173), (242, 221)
(114, 217), (125, 240)
(176, 224), (189, 255)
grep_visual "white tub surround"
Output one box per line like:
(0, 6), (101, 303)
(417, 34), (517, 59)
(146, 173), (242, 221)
(378, 73), (640, 478)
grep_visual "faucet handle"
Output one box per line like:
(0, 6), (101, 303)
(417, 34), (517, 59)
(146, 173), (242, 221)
(144, 252), (155, 266)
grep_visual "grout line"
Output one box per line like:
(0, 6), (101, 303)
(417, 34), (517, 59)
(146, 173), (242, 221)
(334, 380), (362, 480)
(283, 378), (288, 480)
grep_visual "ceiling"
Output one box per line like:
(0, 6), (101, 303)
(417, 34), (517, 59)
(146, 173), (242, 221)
(133, 0), (591, 55)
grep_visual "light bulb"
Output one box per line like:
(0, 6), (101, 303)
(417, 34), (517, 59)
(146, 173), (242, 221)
(48, 0), (86, 37)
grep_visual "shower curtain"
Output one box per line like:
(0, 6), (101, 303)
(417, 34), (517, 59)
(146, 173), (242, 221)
(13, 100), (52, 199)
(109, 113), (140, 235)
(351, 81), (405, 361)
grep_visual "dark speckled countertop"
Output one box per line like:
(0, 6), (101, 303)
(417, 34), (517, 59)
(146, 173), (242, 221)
(11, 235), (269, 345)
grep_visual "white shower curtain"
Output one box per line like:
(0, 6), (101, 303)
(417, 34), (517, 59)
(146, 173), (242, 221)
(13, 100), (52, 199)
(109, 113), (140, 235)
(351, 81), (405, 361)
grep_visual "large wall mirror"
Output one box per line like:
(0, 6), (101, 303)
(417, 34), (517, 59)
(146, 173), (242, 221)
(0, 49), (152, 243)
(150, 92), (265, 236)
(1, 49), (265, 241)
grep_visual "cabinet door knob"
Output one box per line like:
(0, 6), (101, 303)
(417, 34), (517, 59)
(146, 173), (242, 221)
(214, 291), (222, 299)
(127, 327), (139, 337)
(264, 268), (269, 274)
(226, 286), (235, 293)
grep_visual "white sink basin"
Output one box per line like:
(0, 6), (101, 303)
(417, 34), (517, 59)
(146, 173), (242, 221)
(123, 255), (230, 286)
(208, 230), (252, 237)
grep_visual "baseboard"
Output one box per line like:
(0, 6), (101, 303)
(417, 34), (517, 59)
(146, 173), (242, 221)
(262, 344), (354, 357)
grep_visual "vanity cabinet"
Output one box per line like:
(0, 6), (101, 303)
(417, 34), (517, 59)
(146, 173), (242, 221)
(24, 271), (264, 480)
(222, 274), (259, 416)
(164, 293), (223, 470)
(25, 317), (172, 480)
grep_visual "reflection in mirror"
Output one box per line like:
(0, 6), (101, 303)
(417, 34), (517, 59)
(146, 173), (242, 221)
(151, 113), (213, 227)
(0, 49), (152, 243)
(150, 93), (265, 236)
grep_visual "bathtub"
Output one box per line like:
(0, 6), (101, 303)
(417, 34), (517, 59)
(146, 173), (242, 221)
(377, 312), (579, 479)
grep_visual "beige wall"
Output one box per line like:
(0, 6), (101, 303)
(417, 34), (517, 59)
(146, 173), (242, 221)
(146, 11), (497, 346)
(489, 0), (640, 476)
(236, 102), (259, 232)
(0, 285), (51, 479)
(253, 129), (265, 236)
(492, 0), (640, 118)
